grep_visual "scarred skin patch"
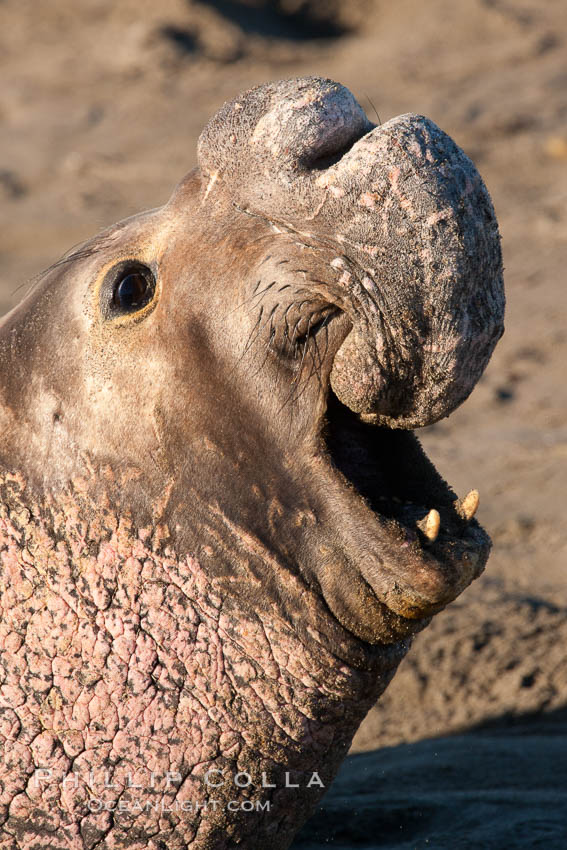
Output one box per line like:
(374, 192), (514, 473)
(0, 475), (403, 849)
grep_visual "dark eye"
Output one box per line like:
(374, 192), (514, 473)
(109, 265), (156, 315)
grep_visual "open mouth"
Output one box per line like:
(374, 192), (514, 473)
(325, 389), (482, 549)
(285, 304), (491, 644)
(313, 371), (490, 641)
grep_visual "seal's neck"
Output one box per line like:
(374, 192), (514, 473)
(0, 467), (405, 848)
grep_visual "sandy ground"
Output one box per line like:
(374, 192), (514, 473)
(1, 0), (566, 846)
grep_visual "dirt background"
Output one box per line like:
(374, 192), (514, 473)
(1, 1), (566, 847)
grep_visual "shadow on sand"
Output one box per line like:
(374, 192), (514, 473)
(158, 1), (351, 64)
(293, 707), (567, 849)
(187, 0), (348, 44)
(193, 0), (349, 40)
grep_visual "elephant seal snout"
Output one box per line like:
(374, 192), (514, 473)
(0, 77), (504, 849)
(199, 76), (504, 428)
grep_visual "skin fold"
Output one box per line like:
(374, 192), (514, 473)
(0, 77), (504, 849)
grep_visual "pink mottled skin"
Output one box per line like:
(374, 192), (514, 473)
(0, 473), (404, 849)
(0, 77), (503, 848)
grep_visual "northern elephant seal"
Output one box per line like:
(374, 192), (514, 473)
(0, 77), (504, 849)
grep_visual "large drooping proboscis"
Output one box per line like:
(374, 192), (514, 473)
(0, 77), (504, 849)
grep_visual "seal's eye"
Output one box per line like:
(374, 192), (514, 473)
(114, 272), (151, 311)
(104, 263), (156, 317)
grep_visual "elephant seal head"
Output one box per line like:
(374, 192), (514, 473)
(0, 76), (504, 646)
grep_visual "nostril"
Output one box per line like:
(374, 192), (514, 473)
(299, 127), (369, 171)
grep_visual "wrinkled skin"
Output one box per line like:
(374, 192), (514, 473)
(0, 77), (504, 849)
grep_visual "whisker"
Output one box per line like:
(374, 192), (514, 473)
(365, 93), (382, 126)
(10, 240), (110, 301)
(229, 305), (264, 377)
(225, 280), (277, 317)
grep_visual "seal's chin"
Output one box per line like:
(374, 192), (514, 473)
(316, 386), (490, 641)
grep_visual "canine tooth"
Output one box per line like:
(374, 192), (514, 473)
(417, 509), (440, 543)
(457, 489), (479, 521)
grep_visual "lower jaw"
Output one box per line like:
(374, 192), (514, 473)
(316, 556), (434, 645)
